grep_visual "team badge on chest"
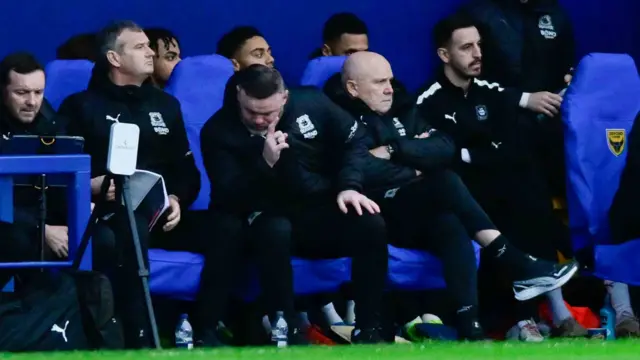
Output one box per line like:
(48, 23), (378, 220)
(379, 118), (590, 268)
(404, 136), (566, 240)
(149, 112), (169, 135)
(475, 105), (488, 121)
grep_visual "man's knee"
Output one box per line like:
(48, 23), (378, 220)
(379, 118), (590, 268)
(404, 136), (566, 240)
(347, 213), (388, 247)
(249, 214), (292, 249)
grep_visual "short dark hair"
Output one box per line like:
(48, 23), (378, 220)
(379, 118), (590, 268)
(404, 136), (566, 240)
(432, 12), (477, 48)
(216, 26), (264, 59)
(322, 13), (368, 44)
(235, 64), (285, 100)
(145, 27), (180, 54)
(95, 20), (144, 65)
(57, 33), (97, 61)
(0, 52), (44, 88)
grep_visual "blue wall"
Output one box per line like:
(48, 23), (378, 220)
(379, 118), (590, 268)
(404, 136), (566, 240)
(0, 0), (637, 90)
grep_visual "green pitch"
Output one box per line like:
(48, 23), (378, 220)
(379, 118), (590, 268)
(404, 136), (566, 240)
(4, 340), (640, 360)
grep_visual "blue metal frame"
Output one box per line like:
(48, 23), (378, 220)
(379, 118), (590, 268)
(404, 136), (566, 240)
(0, 154), (92, 270)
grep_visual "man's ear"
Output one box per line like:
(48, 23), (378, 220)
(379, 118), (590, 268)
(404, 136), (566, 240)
(345, 79), (358, 98)
(106, 50), (120, 68)
(230, 58), (240, 71)
(321, 44), (333, 57)
(437, 47), (450, 64)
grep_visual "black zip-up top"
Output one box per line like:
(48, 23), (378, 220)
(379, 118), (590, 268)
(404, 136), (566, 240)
(200, 81), (369, 216)
(324, 73), (455, 192)
(415, 71), (530, 171)
(58, 66), (200, 208)
(0, 101), (68, 228)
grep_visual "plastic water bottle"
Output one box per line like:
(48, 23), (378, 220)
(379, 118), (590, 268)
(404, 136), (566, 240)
(600, 295), (616, 340)
(175, 314), (194, 349)
(271, 311), (288, 348)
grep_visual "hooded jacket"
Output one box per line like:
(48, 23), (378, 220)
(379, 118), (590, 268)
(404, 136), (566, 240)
(324, 73), (455, 192)
(57, 65), (200, 208)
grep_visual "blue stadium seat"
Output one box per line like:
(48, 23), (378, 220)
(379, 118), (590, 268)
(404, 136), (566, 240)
(300, 56), (346, 87)
(563, 53), (640, 284)
(164, 55), (235, 211)
(44, 60), (93, 110)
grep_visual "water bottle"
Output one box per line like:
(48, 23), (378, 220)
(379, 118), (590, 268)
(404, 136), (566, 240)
(600, 295), (616, 340)
(175, 314), (194, 349)
(271, 311), (288, 348)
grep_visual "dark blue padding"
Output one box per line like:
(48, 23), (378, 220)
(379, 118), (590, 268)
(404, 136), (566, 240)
(44, 60), (93, 110)
(148, 243), (482, 301)
(563, 53), (640, 284)
(164, 55), (235, 211)
(299, 56), (346, 87)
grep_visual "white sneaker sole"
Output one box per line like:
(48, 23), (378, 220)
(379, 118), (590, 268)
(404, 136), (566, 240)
(513, 263), (579, 301)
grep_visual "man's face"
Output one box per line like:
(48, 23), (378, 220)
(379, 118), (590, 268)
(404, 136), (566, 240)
(324, 33), (369, 56)
(347, 60), (394, 114)
(237, 88), (287, 132)
(443, 27), (482, 78)
(233, 36), (274, 71)
(2, 70), (45, 123)
(112, 29), (155, 77)
(153, 38), (181, 83)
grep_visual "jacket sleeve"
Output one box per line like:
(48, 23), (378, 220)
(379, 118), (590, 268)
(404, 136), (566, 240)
(163, 103), (200, 209)
(389, 108), (456, 171)
(200, 120), (276, 213)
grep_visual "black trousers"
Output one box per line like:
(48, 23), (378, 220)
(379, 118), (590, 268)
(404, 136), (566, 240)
(0, 221), (39, 288)
(207, 203), (388, 331)
(372, 170), (495, 319)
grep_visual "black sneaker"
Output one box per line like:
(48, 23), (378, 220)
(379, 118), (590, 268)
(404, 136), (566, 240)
(195, 330), (225, 348)
(513, 260), (579, 301)
(288, 327), (311, 346)
(458, 320), (486, 341)
(351, 328), (384, 344)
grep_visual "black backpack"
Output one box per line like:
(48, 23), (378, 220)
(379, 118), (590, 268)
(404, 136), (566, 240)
(0, 271), (124, 352)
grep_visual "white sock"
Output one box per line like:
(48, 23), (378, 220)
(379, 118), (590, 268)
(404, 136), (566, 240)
(298, 311), (312, 329)
(546, 288), (573, 326)
(262, 315), (271, 334)
(605, 280), (635, 325)
(345, 300), (356, 325)
(322, 302), (344, 325)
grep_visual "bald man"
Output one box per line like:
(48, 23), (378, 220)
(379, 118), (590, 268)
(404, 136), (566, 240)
(324, 51), (579, 340)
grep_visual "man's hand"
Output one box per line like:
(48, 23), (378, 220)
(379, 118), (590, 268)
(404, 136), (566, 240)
(526, 91), (563, 118)
(414, 132), (430, 139)
(337, 190), (380, 215)
(163, 195), (181, 232)
(369, 146), (391, 160)
(263, 123), (289, 167)
(45, 225), (69, 258)
(90, 176), (116, 201)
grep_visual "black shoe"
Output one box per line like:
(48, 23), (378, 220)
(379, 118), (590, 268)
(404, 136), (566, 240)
(351, 328), (384, 344)
(195, 330), (225, 348)
(288, 327), (311, 346)
(458, 320), (486, 341)
(513, 260), (579, 301)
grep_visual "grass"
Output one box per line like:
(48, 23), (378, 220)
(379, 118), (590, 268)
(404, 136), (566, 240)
(4, 340), (640, 360)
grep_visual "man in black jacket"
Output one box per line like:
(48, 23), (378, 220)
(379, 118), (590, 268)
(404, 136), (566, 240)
(415, 14), (585, 339)
(0, 52), (69, 286)
(57, 20), (219, 348)
(200, 65), (388, 345)
(326, 51), (578, 340)
(461, 0), (576, 197)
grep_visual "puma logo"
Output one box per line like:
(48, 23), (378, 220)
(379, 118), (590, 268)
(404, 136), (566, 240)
(106, 114), (121, 122)
(496, 245), (506, 258)
(51, 320), (69, 343)
(444, 112), (457, 124)
(491, 141), (502, 149)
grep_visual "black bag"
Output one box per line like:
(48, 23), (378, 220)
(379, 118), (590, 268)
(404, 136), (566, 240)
(0, 271), (124, 352)
(0, 272), (89, 351)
